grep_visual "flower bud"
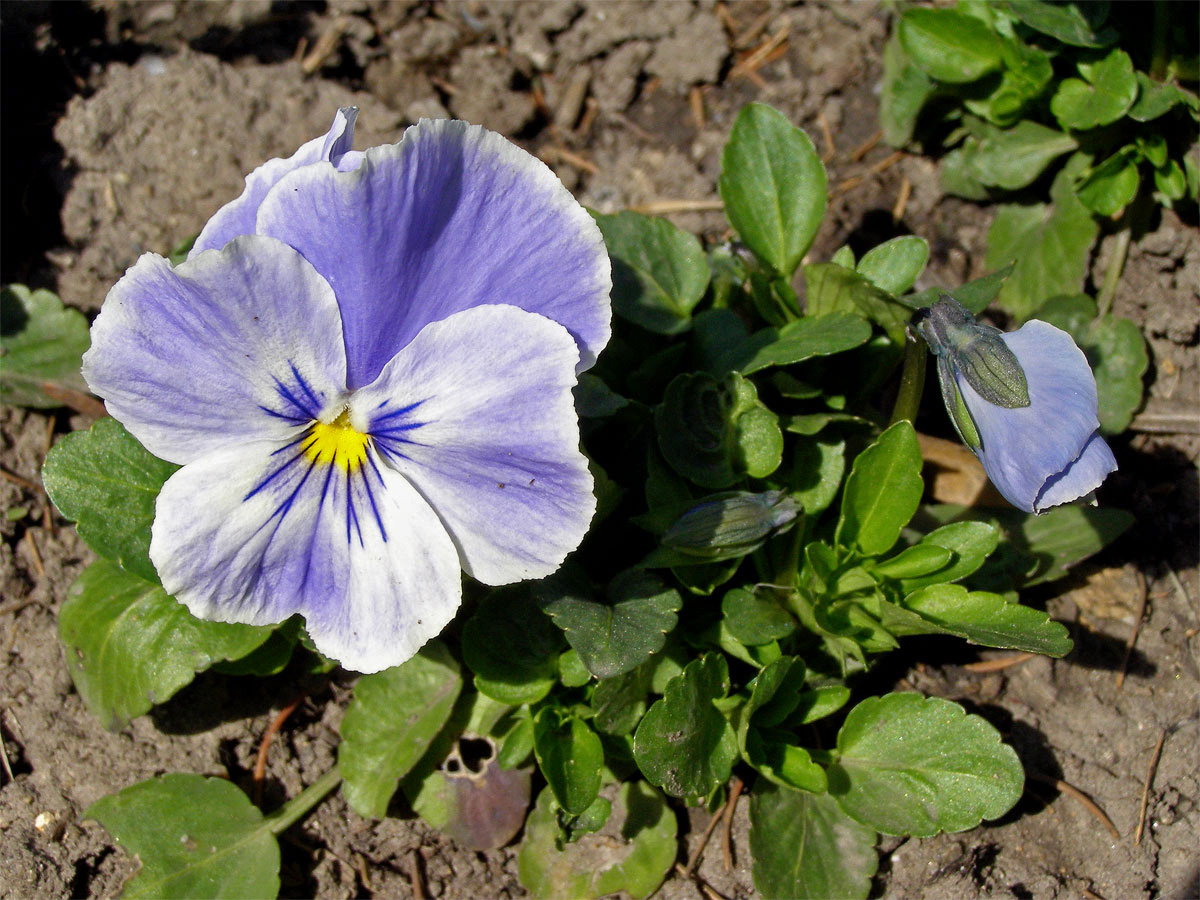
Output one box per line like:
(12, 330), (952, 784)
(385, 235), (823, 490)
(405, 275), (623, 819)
(663, 490), (801, 558)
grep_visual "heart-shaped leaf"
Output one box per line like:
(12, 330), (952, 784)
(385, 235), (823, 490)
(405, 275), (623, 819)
(541, 570), (681, 679)
(339, 642), (463, 818)
(60, 561), (274, 730)
(828, 693), (1024, 836)
(87, 774), (280, 899)
(43, 418), (179, 584)
(595, 211), (711, 335)
(750, 781), (877, 900)
(1050, 48), (1137, 130)
(633, 653), (738, 803)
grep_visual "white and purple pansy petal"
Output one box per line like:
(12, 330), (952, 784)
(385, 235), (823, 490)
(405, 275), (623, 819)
(190, 107), (362, 257)
(150, 440), (461, 674)
(350, 304), (595, 584)
(83, 235), (348, 465)
(955, 320), (1117, 513)
(255, 117), (611, 388)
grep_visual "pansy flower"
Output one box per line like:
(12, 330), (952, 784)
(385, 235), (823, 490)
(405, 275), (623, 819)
(83, 110), (611, 673)
(916, 296), (1116, 514)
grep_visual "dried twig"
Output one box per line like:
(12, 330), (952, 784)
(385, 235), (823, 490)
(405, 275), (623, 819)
(23, 531), (44, 578)
(555, 68), (591, 131)
(408, 849), (427, 900)
(1135, 727), (1168, 845)
(816, 110), (836, 163)
(0, 467), (42, 493)
(673, 864), (730, 900)
(301, 17), (347, 75)
(539, 146), (599, 175)
(684, 804), (726, 876)
(0, 597), (38, 617)
(253, 695), (304, 806)
(892, 175), (912, 223)
(629, 199), (724, 216)
(730, 25), (790, 79)
(962, 652), (1036, 673)
(721, 776), (743, 872)
(0, 731), (13, 784)
(732, 10), (773, 49)
(1081, 888), (1107, 900)
(849, 130), (883, 161)
(690, 86), (706, 130)
(1116, 571), (1149, 690)
(37, 384), (107, 418)
(1027, 772), (1120, 841)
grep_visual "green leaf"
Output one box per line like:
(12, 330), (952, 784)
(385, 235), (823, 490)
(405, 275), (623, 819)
(836, 421), (923, 557)
(896, 520), (1000, 592)
(541, 570), (681, 679)
(592, 665), (652, 736)
(722, 587), (797, 646)
(889, 584), (1073, 655)
(803, 263), (909, 345)
(898, 8), (1002, 83)
(828, 693), (1024, 836)
(856, 236), (929, 296)
(963, 120), (1078, 190)
(87, 774), (279, 899)
(338, 642), (462, 818)
(533, 710), (605, 815)
(790, 684), (852, 725)
(986, 156), (1099, 320)
(60, 561), (273, 730)
(880, 35), (937, 147)
(750, 782), (877, 900)
(1050, 48), (1137, 130)
(1128, 72), (1197, 122)
(655, 372), (783, 489)
(738, 658), (827, 793)
(1076, 150), (1140, 216)
(633, 653), (738, 802)
(1033, 294), (1147, 433)
(518, 782), (677, 900)
(462, 588), (563, 704)
(42, 418), (179, 584)
(719, 103), (827, 276)
(790, 437), (845, 517)
(726, 311), (872, 375)
(1006, 0), (1117, 48)
(0, 284), (90, 408)
(906, 262), (1016, 315)
(210, 620), (298, 676)
(595, 211), (711, 335)
(574, 374), (629, 418)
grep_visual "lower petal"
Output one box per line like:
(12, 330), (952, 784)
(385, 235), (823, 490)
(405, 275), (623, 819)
(150, 440), (461, 673)
(350, 304), (595, 585)
(1034, 432), (1118, 512)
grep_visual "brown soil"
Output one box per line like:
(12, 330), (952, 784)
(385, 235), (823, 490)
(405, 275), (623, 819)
(2, 2), (1197, 899)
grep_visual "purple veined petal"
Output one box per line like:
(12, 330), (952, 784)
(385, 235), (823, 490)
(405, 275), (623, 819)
(150, 439), (462, 673)
(1035, 431), (1118, 511)
(83, 235), (348, 465)
(349, 304), (595, 585)
(956, 319), (1115, 512)
(190, 107), (360, 257)
(256, 118), (612, 389)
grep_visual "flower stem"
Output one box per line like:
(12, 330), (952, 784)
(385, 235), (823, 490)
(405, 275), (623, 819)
(889, 330), (927, 427)
(1096, 227), (1131, 317)
(1149, 0), (1169, 81)
(263, 766), (343, 837)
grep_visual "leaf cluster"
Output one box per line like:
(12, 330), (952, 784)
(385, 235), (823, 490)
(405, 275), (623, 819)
(37, 103), (1135, 900)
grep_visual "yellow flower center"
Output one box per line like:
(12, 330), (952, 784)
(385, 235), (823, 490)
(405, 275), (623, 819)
(304, 410), (370, 472)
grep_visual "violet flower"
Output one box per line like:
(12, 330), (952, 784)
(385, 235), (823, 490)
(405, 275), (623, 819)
(83, 110), (611, 672)
(916, 296), (1116, 514)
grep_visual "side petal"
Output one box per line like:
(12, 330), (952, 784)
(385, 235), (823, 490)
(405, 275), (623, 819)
(190, 107), (360, 256)
(350, 304), (595, 585)
(256, 118), (612, 388)
(1034, 432), (1117, 512)
(83, 235), (347, 465)
(150, 440), (462, 673)
(957, 320), (1106, 512)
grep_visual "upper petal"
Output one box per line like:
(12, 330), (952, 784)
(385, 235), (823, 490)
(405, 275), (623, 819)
(957, 320), (1109, 511)
(256, 118), (612, 389)
(150, 439), (462, 673)
(350, 304), (595, 585)
(190, 107), (360, 257)
(83, 235), (348, 465)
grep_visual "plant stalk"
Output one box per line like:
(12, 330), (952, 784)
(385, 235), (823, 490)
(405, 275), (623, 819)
(889, 330), (927, 427)
(1096, 227), (1131, 317)
(263, 766), (343, 836)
